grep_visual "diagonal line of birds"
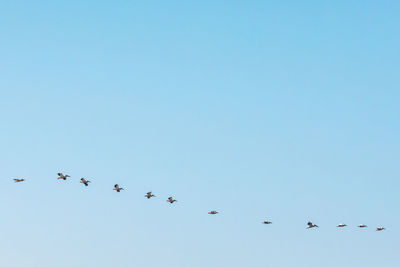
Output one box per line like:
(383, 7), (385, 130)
(12, 174), (386, 232)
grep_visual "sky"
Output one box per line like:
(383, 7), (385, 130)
(0, 1), (399, 266)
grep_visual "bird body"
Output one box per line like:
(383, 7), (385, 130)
(13, 179), (25, 183)
(80, 178), (90, 186)
(337, 223), (347, 228)
(358, 224), (368, 228)
(113, 184), (124, 192)
(167, 197), (177, 203)
(208, 211), (218, 215)
(145, 192), (155, 199)
(307, 221), (319, 229)
(262, 221), (272, 225)
(376, 227), (386, 231)
(57, 173), (70, 180)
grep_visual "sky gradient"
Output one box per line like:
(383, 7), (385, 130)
(0, 1), (399, 267)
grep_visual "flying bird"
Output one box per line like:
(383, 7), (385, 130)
(208, 211), (218, 215)
(13, 179), (25, 183)
(167, 197), (177, 204)
(57, 173), (70, 180)
(80, 178), (90, 186)
(376, 227), (386, 231)
(262, 221), (272, 225)
(358, 224), (368, 228)
(336, 223), (347, 228)
(307, 221), (319, 229)
(145, 192), (155, 199)
(113, 184), (124, 192)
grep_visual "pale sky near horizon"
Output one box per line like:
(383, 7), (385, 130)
(0, 1), (399, 267)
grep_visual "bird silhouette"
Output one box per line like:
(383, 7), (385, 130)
(167, 197), (177, 203)
(113, 184), (124, 192)
(307, 221), (319, 229)
(80, 178), (91, 186)
(57, 173), (70, 180)
(145, 192), (155, 199)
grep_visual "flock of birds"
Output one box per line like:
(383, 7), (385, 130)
(12, 173), (386, 232)
(260, 220), (385, 231)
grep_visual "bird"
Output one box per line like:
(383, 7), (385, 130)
(145, 192), (155, 199)
(80, 178), (90, 186)
(376, 227), (386, 231)
(13, 179), (25, 183)
(337, 223), (347, 228)
(166, 197), (177, 203)
(307, 221), (319, 229)
(262, 221), (272, 225)
(208, 211), (218, 215)
(113, 184), (124, 192)
(358, 224), (368, 228)
(57, 173), (70, 180)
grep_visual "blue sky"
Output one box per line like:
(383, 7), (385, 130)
(0, 1), (399, 266)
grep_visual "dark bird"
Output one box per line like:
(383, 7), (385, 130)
(208, 211), (218, 215)
(57, 173), (70, 180)
(145, 192), (155, 199)
(358, 224), (368, 228)
(262, 221), (272, 225)
(13, 179), (25, 183)
(307, 221), (319, 229)
(113, 184), (124, 192)
(167, 197), (177, 203)
(376, 227), (386, 231)
(80, 178), (90, 186)
(337, 223), (347, 228)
